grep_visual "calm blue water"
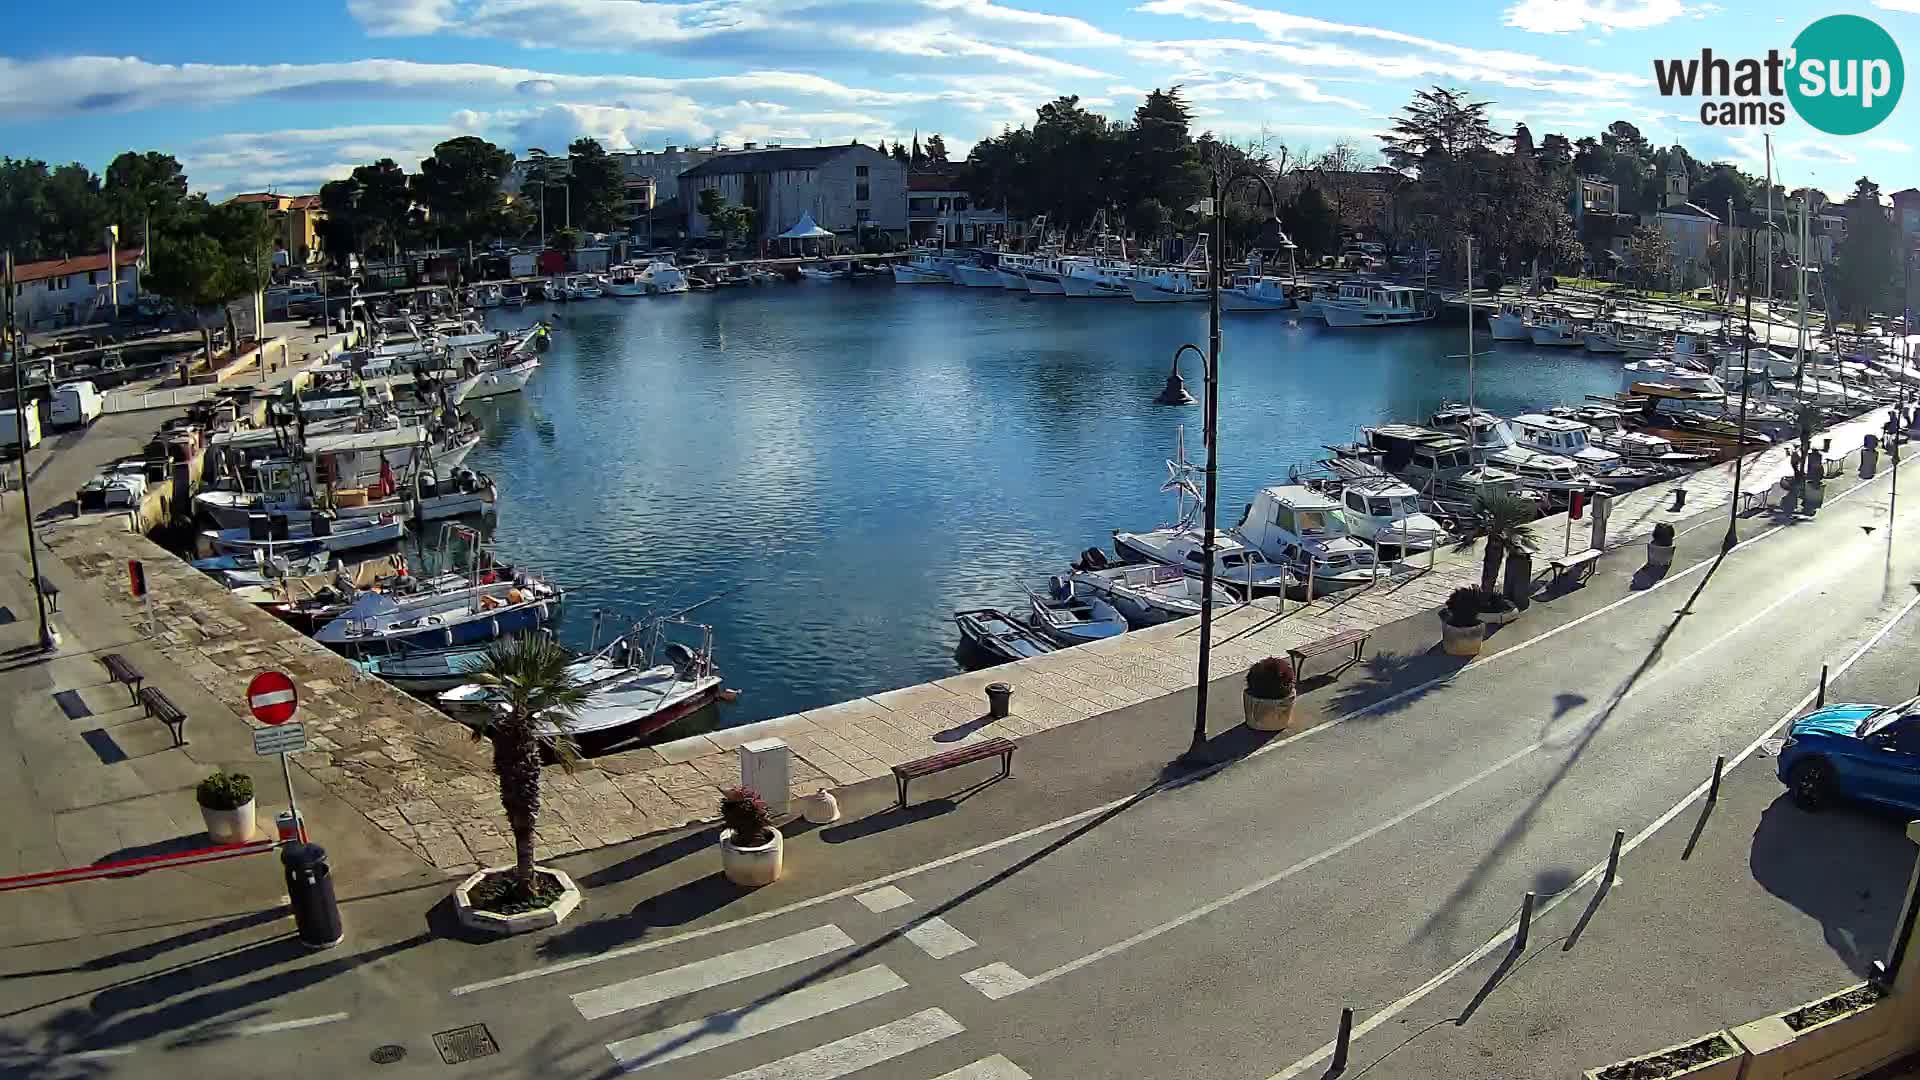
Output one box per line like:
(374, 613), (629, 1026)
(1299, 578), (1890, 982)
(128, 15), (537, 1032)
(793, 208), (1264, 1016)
(468, 282), (1625, 727)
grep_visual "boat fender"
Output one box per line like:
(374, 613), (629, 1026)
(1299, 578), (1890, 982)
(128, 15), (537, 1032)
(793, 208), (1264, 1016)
(536, 600), (549, 621)
(489, 618), (500, 638)
(442, 628), (455, 648)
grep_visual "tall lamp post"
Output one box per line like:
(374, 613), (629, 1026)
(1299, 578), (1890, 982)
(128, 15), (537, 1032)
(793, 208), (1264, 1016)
(1181, 161), (1288, 765)
(5, 253), (57, 651)
(1725, 237), (1758, 552)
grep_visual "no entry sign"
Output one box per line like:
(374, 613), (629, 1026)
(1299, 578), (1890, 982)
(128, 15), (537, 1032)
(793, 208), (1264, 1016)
(247, 671), (299, 726)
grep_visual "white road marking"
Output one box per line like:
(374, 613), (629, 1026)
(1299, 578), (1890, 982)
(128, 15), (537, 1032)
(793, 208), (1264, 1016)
(66, 1047), (136, 1061)
(573, 925), (855, 1021)
(1265, 586), (1920, 1080)
(932, 1055), (1035, 1080)
(960, 962), (1032, 1000)
(856, 885), (914, 913)
(710, 1008), (963, 1080)
(903, 916), (976, 959)
(605, 965), (906, 1071)
(227, 1012), (350, 1037)
(451, 453), (1907, 1000)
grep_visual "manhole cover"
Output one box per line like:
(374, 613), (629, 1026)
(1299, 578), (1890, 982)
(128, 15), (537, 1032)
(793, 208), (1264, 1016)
(434, 1024), (498, 1064)
(370, 1045), (407, 1065)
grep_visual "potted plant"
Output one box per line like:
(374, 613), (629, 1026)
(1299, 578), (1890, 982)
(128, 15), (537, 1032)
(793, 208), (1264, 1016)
(1648, 522), (1676, 570)
(1440, 587), (1485, 656)
(720, 787), (783, 886)
(1478, 587), (1518, 625)
(197, 770), (257, 844)
(1454, 491), (1539, 603)
(1243, 657), (1297, 731)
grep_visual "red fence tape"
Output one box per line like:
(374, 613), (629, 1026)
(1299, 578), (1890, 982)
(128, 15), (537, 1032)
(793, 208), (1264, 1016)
(0, 839), (279, 892)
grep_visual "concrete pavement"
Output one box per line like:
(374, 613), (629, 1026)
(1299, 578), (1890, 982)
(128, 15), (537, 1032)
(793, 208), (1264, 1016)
(3, 409), (1917, 1078)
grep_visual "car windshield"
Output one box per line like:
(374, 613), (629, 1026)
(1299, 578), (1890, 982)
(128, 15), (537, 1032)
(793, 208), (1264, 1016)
(1858, 696), (1920, 736)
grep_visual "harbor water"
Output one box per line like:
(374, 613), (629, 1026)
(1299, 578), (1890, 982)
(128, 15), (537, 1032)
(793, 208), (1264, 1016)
(469, 281), (1626, 730)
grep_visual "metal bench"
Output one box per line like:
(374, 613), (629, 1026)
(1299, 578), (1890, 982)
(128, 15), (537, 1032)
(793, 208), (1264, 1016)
(892, 737), (1015, 808)
(99, 653), (144, 704)
(137, 686), (187, 747)
(1546, 548), (1603, 588)
(1286, 629), (1371, 681)
(1738, 487), (1774, 514)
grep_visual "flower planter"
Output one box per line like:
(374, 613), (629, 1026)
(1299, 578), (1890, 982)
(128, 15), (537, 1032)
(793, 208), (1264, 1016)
(1583, 1031), (1743, 1080)
(201, 798), (257, 844)
(1243, 691), (1295, 732)
(1646, 543), (1675, 571)
(1440, 617), (1484, 657)
(1480, 605), (1519, 626)
(452, 866), (582, 936)
(721, 826), (784, 887)
(1730, 983), (1897, 1080)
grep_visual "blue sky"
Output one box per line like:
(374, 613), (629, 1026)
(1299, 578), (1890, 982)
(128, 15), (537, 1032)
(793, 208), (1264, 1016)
(3, 0), (1915, 200)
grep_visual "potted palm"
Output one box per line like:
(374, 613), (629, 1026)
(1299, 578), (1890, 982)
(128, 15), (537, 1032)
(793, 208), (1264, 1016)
(1647, 522), (1676, 570)
(1440, 587), (1485, 656)
(197, 770), (256, 844)
(1243, 656), (1296, 731)
(1456, 491), (1539, 610)
(453, 633), (590, 935)
(720, 786), (783, 887)
(1478, 587), (1519, 625)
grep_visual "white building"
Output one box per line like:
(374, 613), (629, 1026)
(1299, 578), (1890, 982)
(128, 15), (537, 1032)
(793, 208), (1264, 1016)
(908, 172), (1008, 245)
(678, 144), (907, 243)
(11, 248), (144, 330)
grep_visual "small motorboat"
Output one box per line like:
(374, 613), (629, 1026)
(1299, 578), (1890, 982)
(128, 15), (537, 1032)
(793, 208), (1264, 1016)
(1023, 575), (1128, 647)
(204, 514), (406, 557)
(353, 646), (493, 694)
(1068, 548), (1236, 627)
(314, 574), (563, 655)
(797, 262), (851, 282)
(955, 608), (1056, 666)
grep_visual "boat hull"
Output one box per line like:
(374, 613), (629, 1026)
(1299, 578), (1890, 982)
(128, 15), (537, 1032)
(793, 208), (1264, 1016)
(1489, 316), (1530, 341)
(1061, 273), (1129, 298)
(1322, 305), (1435, 327)
(994, 270), (1028, 290)
(210, 518), (405, 557)
(1024, 274), (1066, 296)
(1129, 281), (1207, 303)
(951, 264), (1004, 288)
(465, 357), (539, 399)
(892, 265), (950, 284)
(1221, 291), (1293, 312)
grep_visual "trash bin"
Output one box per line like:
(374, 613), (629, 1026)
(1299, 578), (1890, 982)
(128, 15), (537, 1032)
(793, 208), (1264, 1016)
(281, 843), (344, 949)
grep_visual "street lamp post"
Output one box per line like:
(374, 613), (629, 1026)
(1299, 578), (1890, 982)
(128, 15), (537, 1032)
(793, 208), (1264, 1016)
(1725, 237), (1758, 552)
(1182, 161), (1287, 765)
(4, 252), (57, 652)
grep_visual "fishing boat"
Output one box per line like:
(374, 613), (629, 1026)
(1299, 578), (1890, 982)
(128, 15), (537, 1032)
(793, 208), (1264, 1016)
(1528, 306), (1584, 347)
(1488, 301), (1531, 341)
(1020, 255), (1074, 296)
(1128, 267), (1209, 303)
(1320, 283), (1435, 327)
(205, 513), (406, 558)
(542, 278), (565, 302)
(1233, 485), (1393, 591)
(463, 353), (540, 400)
(993, 254), (1035, 290)
(195, 463), (495, 529)
(955, 608), (1056, 665)
(1306, 464), (1449, 555)
(639, 259), (690, 294)
(951, 259), (1006, 288)
(314, 574), (562, 655)
(1430, 405), (1605, 505)
(1508, 413), (1645, 480)
(500, 282), (528, 306)
(1583, 320), (1662, 357)
(892, 252), (958, 284)
(1110, 526), (1296, 597)
(1547, 404), (1706, 466)
(1022, 575), (1128, 647)
(1221, 275), (1295, 312)
(1067, 549), (1237, 627)
(605, 266), (648, 297)
(1293, 285), (1331, 321)
(352, 646), (492, 694)
(797, 261), (851, 282)
(1059, 258), (1137, 299)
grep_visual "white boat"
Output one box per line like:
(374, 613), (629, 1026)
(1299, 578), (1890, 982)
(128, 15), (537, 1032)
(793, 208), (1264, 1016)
(1509, 413), (1630, 475)
(500, 282), (527, 306)
(1233, 486), (1393, 590)
(542, 278), (565, 302)
(605, 267), (648, 297)
(562, 274), (602, 300)
(1128, 267), (1209, 303)
(1583, 320), (1660, 357)
(797, 261), (850, 281)
(951, 262), (1005, 288)
(1488, 301), (1531, 341)
(892, 256), (952, 284)
(1018, 255), (1072, 296)
(464, 354), (540, 400)
(639, 259), (690, 294)
(1067, 551), (1237, 627)
(195, 468), (495, 529)
(1320, 283), (1435, 327)
(1430, 404), (1602, 501)
(1548, 404), (1708, 466)
(473, 284), (503, 309)
(1060, 258), (1137, 299)
(1022, 575), (1128, 646)
(1221, 275), (1295, 312)
(1294, 285), (1331, 321)
(1111, 526), (1295, 597)
(206, 514), (406, 558)
(1319, 469), (1448, 554)
(440, 625), (721, 744)
(1623, 359), (1727, 396)
(1528, 307), (1583, 347)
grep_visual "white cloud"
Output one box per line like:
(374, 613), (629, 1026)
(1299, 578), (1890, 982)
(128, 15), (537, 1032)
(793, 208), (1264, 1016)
(1501, 0), (1689, 34)
(1873, 0), (1920, 12)
(1867, 137), (1916, 154)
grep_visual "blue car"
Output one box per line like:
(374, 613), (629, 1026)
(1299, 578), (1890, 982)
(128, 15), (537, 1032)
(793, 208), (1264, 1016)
(1777, 698), (1920, 812)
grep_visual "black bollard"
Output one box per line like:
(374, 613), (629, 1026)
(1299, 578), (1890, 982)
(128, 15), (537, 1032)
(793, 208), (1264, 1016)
(986, 682), (1013, 720)
(282, 843), (344, 949)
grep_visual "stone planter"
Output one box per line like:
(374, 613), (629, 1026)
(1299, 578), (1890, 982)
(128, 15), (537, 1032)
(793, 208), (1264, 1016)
(201, 798), (257, 844)
(1646, 543), (1675, 571)
(799, 790), (841, 824)
(1582, 1031), (1744, 1080)
(1730, 983), (1897, 1080)
(1243, 691), (1295, 732)
(1440, 617), (1484, 657)
(721, 826), (784, 887)
(1480, 605), (1519, 626)
(453, 866), (583, 936)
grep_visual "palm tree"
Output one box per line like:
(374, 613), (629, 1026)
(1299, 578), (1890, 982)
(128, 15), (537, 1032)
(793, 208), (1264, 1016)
(1456, 491), (1540, 594)
(470, 633), (590, 896)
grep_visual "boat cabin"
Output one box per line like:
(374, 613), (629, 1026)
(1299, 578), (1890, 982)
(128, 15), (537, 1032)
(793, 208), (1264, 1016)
(1235, 485), (1383, 580)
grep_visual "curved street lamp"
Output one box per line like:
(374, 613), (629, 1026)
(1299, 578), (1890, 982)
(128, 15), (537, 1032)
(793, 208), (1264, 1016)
(1157, 342), (1202, 405)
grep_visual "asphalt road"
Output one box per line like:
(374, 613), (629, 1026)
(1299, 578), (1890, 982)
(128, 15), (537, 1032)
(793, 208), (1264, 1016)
(7, 457), (1920, 1080)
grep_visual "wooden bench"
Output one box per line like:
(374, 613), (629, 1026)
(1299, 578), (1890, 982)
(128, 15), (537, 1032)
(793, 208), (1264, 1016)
(99, 652), (145, 704)
(1286, 629), (1371, 680)
(892, 737), (1016, 808)
(36, 575), (59, 612)
(137, 686), (187, 747)
(1546, 548), (1603, 588)
(1737, 487), (1774, 514)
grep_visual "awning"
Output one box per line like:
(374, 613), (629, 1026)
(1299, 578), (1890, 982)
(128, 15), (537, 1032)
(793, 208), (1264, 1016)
(777, 212), (835, 240)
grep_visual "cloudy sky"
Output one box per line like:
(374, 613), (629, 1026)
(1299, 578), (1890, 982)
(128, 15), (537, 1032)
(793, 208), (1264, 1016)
(3, 0), (1915, 199)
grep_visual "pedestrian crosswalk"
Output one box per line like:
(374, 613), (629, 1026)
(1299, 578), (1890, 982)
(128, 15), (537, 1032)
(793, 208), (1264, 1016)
(550, 905), (1030, 1078)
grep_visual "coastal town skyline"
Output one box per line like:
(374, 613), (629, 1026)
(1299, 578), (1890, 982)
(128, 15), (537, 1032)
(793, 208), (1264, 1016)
(3, 0), (1916, 200)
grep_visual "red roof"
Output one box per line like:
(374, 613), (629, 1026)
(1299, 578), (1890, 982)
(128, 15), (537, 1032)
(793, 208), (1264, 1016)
(14, 248), (145, 285)
(229, 192), (280, 205)
(908, 172), (962, 192)
(228, 192), (321, 210)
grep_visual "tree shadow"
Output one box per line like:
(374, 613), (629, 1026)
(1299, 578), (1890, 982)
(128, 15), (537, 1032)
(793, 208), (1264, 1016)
(577, 827), (717, 890)
(1327, 649), (1469, 721)
(0, 908), (287, 983)
(1748, 795), (1912, 977)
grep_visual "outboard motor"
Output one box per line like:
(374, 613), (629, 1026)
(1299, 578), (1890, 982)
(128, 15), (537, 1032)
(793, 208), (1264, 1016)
(1073, 547), (1109, 572)
(664, 642), (700, 677)
(1049, 575), (1072, 601)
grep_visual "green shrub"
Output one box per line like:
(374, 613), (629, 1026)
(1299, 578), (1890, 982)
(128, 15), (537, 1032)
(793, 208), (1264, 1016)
(1246, 657), (1296, 699)
(1443, 587), (1483, 627)
(721, 786), (774, 847)
(196, 770), (254, 811)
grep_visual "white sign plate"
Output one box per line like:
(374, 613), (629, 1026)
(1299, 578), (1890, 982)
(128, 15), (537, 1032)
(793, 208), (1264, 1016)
(253, 723), (308, 756)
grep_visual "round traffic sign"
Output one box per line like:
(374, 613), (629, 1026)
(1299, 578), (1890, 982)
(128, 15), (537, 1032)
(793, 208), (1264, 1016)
(247, 670), (299, 725)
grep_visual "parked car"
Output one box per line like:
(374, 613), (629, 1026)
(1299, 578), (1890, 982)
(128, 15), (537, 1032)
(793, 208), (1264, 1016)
(1776, 697), (1920, 812)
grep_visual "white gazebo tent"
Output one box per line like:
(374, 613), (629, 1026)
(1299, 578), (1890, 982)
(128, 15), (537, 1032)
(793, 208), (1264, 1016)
(777, 211), (836, 257)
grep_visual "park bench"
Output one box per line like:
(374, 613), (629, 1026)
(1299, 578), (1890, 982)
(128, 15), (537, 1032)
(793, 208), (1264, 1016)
(1286, 629), (1371, 681)
(137, 686), (188, 747)
(1738, 487), (1775, 514)
(99, 653), (144, 704)
(892, 737), (1016, 809)
(1545, 548), (1603, 588)
(36, 575), (59, 612)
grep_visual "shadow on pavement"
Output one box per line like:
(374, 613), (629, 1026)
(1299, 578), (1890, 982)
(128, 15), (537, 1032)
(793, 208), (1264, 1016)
(577, 827), (717, 891)
(1749, 796), (1911, 977)
(0, 908), (287, 984)
(1326, 649), (1468, 720)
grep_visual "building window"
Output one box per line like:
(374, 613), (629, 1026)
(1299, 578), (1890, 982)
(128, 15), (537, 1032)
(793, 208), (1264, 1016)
(856, 209), (871, 223)
(855, 165), (869, 178)
(856, 183), (870, 202)
(47, 275), (69, 291)
(87, 270), (98, 285)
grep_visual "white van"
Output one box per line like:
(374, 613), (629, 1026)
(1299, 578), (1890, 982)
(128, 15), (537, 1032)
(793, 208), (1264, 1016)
(0, 407), (43, 452)
(50, 381), (103, 428)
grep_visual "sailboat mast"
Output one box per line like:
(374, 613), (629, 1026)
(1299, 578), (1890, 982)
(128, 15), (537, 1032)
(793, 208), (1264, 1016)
(1466, 238), (1476, 425)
